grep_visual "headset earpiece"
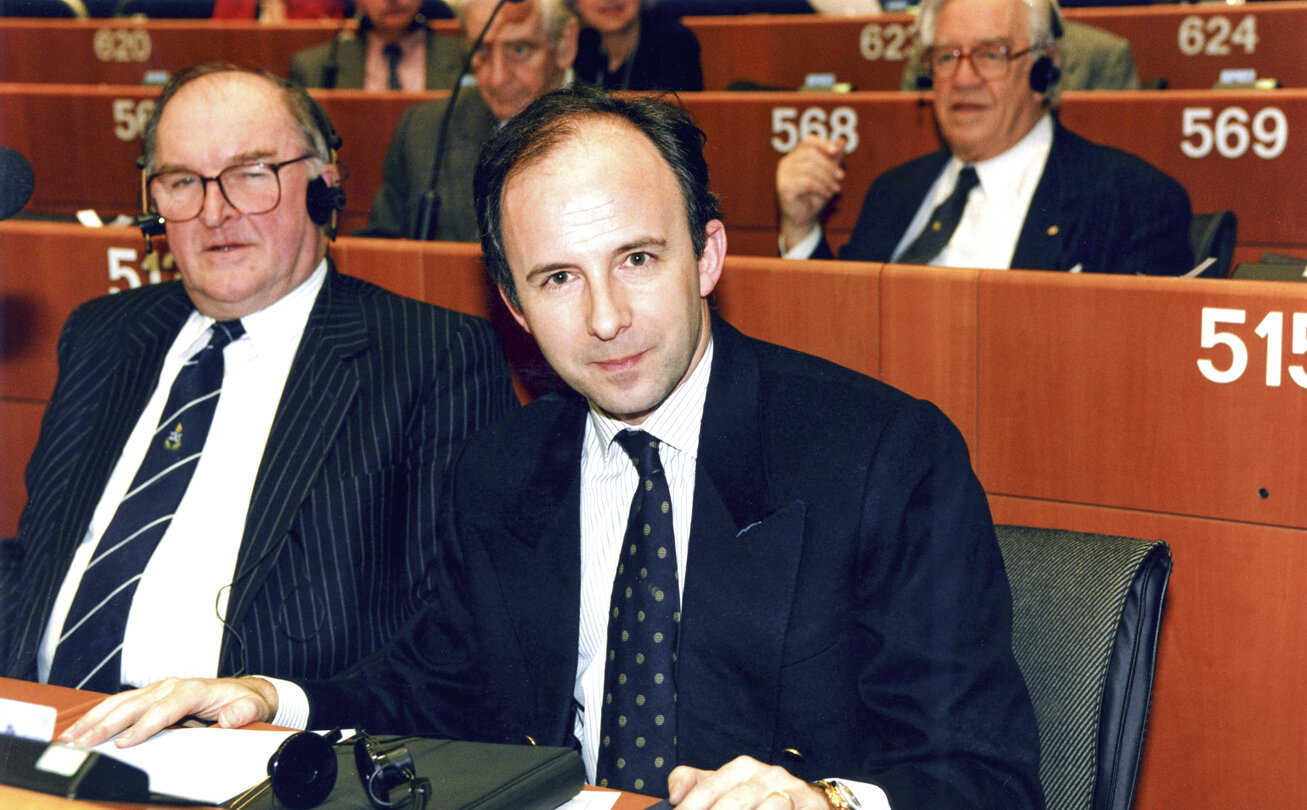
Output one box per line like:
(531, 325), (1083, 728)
(306, 176), (347, 226)
(1029, 55), (1060, 93)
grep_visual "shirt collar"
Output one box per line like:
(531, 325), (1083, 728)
(587, 335), (714, 463)
(176, 258), (328, 360)
(944, 113), (1054, 201)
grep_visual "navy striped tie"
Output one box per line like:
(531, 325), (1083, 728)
(596, 430), (680, 795)
(48, 319), (244, 693)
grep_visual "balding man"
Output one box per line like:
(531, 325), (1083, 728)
(777, 0), (1191, 275)
(358, 0), (578, 240)
(1, 64), (516, 695)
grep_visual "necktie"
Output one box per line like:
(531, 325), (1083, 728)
(596, 430), (680, 795)
(896, 165), (980, 265)
(48, 320), (245, 693)
(383, 43), (403, 91)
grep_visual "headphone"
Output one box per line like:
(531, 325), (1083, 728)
(136, 72), (348, 249)
(916, 0), (1063, 94)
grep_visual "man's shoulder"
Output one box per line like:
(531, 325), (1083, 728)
(873, 147), (952, 192)
(1051, 124), (1187, 196)
(67, 281), (189, 329)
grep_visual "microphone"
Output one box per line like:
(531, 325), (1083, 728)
(0, 146), (35, 222)
(413, 0), (528, 240)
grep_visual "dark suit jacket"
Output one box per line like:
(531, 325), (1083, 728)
(575, 11), (704, 91)
(303, 317), (1043, 809)
(1, 267), (517, 683)
(355, 91), (495, 241)
(289, 25), (465, 90)
(821, 121), (1193, 276)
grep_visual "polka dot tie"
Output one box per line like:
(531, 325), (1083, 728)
(596, 429), (679, 796)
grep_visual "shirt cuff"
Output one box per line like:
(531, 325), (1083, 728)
(264, 677), (310, 730)
(829, 777), (890, 810)
(781, 225), (823, 259)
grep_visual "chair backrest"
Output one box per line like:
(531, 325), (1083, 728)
(994, 525), (1172, 810)
(1187, 210), (1238, 278)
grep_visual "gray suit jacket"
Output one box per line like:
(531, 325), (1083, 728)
(1, 267), (518, 683)
(289, 25), (465, 90)
(901, 19), (1140, 91)
(355, 91), (496, 241)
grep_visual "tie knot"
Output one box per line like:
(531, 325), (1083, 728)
(208, 319), (245, 352)
(383, 42), (402, 63)
(955, 165), (979, 195)
(614, 429), (662, 473)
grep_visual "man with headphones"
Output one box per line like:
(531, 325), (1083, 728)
(0, 64), (517, 695)
(776, 0), (1193, 276)
(289, 0), (464, 91)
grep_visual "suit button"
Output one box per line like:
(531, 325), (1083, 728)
(781, 747), (804, 763)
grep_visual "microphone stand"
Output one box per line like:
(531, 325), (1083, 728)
(413, 0), (521, 240)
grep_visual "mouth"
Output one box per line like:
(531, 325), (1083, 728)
(593, 349), (647, 375)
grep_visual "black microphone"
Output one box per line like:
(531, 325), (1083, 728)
(413, 0), (528, 240)
(0, 146), (35, 222)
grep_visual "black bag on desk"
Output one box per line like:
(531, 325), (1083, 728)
(224, 735), (585, 810)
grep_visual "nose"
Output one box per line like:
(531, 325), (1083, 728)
(950, 51), (984, 86)
(586, 274), (630, 341)
(481, 47), (508, 90)
(197, 177), (237, 227)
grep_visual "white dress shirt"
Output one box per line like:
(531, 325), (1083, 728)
(785, 113), (1054, 273)
(364, 27), (428, 92)
(890, 113), (1053, 269)
(38, 261), (327, 690)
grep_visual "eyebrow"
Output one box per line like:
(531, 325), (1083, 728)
(151, 148), (281, 175)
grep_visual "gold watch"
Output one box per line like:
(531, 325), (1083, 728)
(811, 779), (861, 810)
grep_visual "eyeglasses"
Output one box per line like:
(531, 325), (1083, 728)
(146, 153), (316, 222)
(927, 43), (1035, 81)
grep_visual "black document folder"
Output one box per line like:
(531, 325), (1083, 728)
(224, 736), (586, 810)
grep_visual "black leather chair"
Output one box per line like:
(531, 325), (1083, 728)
(1187, 210), (1238, 278)
(995, 525), (1172, 810)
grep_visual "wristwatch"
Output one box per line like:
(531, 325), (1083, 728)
(811, 779), (862, 810)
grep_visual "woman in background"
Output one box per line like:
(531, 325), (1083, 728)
(571, 0), (703, 91)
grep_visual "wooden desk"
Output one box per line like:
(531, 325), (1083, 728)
(0, 678), (659, 810)
(0, 18), (460, 85)
(7, 226), (1307, 809)
(9, 84), (1305, 263)
(685, 3), (1307, 91)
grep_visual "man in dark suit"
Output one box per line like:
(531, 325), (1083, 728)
(777, 0), (1191, 276)
(63, 86), (1040, 810)
(289, 0), (465, 91)
(356, 0), (578, 240)
(0, 64), (517, 693)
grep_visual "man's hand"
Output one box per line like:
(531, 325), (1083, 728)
(667, 755), (831, 809)
(776, 135), (847, 252)
(58, 676), (278, 749)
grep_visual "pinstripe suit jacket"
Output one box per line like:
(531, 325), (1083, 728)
(0, 267), (517, 683)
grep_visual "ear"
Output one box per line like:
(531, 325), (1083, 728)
(697, 219), (726, 299)
(556, 17), (580, 71)
(497, 284), (532, 334)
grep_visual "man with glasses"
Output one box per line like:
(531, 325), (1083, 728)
(1, 64), (517, 695)
(776, 0), (1192, 276)
(357, 0), (579, 240)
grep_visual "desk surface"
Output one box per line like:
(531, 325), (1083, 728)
(0, 677), (659, 810)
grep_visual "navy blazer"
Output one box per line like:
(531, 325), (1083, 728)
(1, 267), (517, 683)
(821, 121), (1193, 276)
(304, 317), (1042, 809)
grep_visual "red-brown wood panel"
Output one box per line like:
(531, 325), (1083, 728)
(0, 19), (460, 85)
(976, 270), (1307, 527)
(878, 263), (979, 455)
(713, 254), (881, 379)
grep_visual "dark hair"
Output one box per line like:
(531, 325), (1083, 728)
(473, 84), (721, 307)
(140, 62), (338, 174)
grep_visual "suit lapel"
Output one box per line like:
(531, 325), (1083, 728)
(678, 320), (807, 761)
(336, 37), (367, 88)
(1013, 122), (1071, 271)
(222, 269), (367, 642)
(476, 398), (588, 735)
